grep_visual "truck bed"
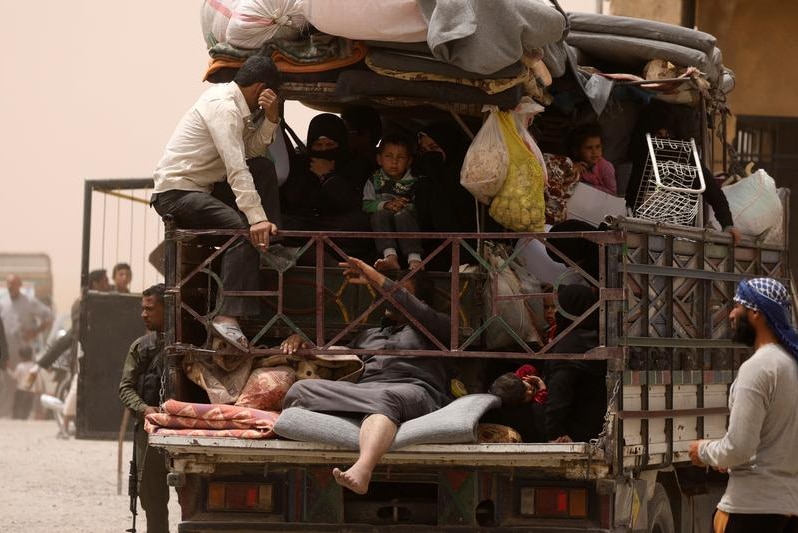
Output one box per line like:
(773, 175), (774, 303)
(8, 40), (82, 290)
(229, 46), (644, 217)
(151, 436), (610, 477)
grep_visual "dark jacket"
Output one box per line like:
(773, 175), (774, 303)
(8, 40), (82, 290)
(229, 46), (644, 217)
(353, 280), (452, 409)
(118, 331), (164, 416)
(281, 113), (368, 219)
(544, 285), (607, 442)
(280, 156), (365, 218)
(0, 316), (7, 367)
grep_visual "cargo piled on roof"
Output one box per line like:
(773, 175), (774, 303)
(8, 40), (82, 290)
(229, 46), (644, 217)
(198, 1), (733, 114)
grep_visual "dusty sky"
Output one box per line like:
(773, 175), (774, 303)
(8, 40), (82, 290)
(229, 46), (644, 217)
(0, 0), (597, 315)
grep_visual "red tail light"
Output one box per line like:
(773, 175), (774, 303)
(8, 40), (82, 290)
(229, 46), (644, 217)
(207, 482), (273, 512)
(519, 487), (588, 518)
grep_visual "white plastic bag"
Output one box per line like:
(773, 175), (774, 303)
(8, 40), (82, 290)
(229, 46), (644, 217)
(226, 0), (307, 49)
(460, 107), (509, 205)
(511, 97), (548, 185)
(764, 188), (788, 245)
(301, 0), (428, 42)
(201, 0), (240, 48)
(709, 169), (782, 237)
(483, 243), (542, 350)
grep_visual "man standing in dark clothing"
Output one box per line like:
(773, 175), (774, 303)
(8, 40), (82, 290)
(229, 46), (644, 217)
(544, 284), (607, 443)
(280, 257), (451, 494)
(119, 284), (169, 532)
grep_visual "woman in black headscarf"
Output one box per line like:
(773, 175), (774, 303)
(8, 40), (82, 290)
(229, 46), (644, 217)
(413, 121), (478, 269)
(544, 284), (607, 443)
(280, 113), (372, 258)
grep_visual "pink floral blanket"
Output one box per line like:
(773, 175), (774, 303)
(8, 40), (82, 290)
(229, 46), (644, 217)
(144, 399), (279, 439)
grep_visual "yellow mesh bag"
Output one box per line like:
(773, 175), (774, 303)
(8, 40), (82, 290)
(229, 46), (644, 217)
(488, 112), (546, 232)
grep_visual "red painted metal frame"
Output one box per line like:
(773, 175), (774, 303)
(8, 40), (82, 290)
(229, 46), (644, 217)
(167, 228), (625, 362)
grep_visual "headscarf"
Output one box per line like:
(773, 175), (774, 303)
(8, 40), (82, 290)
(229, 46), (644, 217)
(514, 364), (540, 379)
(546, 219), (601, 281)
(555, 284), (599, 333)
(419, 121), (470, 165)
(734, 277), (798, 359)
(306, 113), (349, 162)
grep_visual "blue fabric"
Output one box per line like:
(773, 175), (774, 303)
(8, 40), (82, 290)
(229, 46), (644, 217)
(734, 278), (798, 360)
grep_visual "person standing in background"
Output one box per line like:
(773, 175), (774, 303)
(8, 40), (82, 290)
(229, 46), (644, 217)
(1, 274), (53, 417)
(119, 284), (169, 532)
(112, 263), (133, 294)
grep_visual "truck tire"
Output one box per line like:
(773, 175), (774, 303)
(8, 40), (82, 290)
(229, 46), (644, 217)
(648, 483), (675, 533)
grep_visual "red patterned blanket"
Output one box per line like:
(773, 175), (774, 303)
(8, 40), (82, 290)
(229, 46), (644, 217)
(144, 399), (279, 439)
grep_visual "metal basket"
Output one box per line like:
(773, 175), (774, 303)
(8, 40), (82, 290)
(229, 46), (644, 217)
(633, 134), (706, 226)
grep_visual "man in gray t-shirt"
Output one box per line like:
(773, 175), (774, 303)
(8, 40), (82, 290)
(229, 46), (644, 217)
(280, 256), (451, 496)
(689, 277), (798, 533)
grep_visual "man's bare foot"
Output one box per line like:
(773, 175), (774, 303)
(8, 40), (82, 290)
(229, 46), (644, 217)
(374, 254), (400, 272)
(332, 465), (371, 495)
(408, 259), (423, 271)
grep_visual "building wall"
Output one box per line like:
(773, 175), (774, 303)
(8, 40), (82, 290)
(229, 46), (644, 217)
(694, 1), (798, 119)
(611, 0), (798, 118)
(610, 0), (683, 25)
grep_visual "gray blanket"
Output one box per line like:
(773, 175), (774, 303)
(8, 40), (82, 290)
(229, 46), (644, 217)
(566, 31), (722, 83)
(274, 393), (501, 450)
(416, 0), (567, 75)
(568, 12), (717, 55)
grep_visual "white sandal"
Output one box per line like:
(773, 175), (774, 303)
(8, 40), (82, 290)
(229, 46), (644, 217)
(211, 318), (249, 352)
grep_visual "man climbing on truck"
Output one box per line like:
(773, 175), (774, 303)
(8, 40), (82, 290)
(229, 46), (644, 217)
(151, 54), (283, 352)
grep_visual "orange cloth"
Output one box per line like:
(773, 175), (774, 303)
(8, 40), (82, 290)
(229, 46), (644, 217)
(203, 57), (245, 82)
(271, 41), (367, 73)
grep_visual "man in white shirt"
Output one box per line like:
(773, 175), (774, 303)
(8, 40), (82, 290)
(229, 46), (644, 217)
(689, 277), (798, 533)
(152, 55), (282, 351)
(1, 274), (53, 417)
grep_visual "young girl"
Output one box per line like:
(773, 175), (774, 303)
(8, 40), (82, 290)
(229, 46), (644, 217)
(569, 124), (617, 195)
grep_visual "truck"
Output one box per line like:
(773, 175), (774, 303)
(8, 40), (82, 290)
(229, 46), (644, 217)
(116, 10), (795, 533)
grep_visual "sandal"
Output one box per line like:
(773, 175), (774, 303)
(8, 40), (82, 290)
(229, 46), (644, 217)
(211, 318), (249, 352)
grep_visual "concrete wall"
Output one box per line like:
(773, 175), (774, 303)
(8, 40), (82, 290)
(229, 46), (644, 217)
(611, 0), (798, 119)
(694, 1), (798, 119)
(610, 0), (683, 25)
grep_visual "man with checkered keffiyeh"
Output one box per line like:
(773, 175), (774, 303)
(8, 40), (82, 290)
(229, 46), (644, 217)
(689, 278), (798, 532)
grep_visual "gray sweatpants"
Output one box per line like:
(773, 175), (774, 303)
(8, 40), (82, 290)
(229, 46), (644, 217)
(283, 379), (437, 426)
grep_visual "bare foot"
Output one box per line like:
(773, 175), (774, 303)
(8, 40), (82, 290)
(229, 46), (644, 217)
(374, 254), (400, 272)
(332, 465), (371, 495)
(408, 259), (424, 271)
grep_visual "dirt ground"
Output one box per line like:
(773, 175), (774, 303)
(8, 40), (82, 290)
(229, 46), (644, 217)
(0, 419), (180, 532)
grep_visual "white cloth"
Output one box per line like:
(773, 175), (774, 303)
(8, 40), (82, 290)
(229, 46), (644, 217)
(153, 82), (279, 225)
(698, 343), (798, 515)
(64, 371), (78, 418)
(0, 294), (52, 365)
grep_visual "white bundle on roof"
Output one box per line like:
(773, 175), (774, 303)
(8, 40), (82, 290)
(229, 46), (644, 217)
(227, 0), (308, 49)
(201, 0), (239, 48)
(301, 0), (428, 43)
(201, 0), (307, 50)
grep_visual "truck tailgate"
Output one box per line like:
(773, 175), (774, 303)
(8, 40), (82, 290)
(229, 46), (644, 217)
(150, 435), (609, 473)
